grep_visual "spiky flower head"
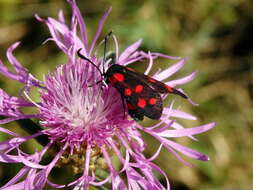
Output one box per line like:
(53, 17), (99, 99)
(0, 0), (215, 189)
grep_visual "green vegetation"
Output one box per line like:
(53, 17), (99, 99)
(0, 0), (252, 189)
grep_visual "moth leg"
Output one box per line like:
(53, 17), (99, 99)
(88, 80), (104, 87)
(120, 94), (126, 120)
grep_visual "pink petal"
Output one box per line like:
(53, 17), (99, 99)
(1, 168), (28, 189)
(0, 181), (25, 190)
(151, 52), (181, 60)
(154, 59), (186, 81)
(6, 42), (27, 74)
(47, 180), (66, 188)
(148, 143), (164, 161)
(89, 7), (112, 55)
(0, 154), (23, 163)
(171, 122), (198, 141)
(67, 0), (89, 52)
(144, 52), (153, 75)
(0, 115), (40, 124)
(166, 72), (197, 87)
(0, 127), (19, 136)
(166, 109), (197, 120)
(163, 138), (209, 161)
(157, 122), (216, 138)
(119, 39), (142, 64)
(58, 10), (65, 23)
(17, 150), (46, 169)
(35, 14), (68, 53)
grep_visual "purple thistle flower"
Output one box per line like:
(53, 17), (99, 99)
(0, 0), (215, 189)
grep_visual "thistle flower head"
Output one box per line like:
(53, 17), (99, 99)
(0, 0), (215, 189)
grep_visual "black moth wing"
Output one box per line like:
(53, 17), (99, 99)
(127, 80), (163, 120)
(125, 67), (188, 99)
(124, 78), (163, 120)
(106, 65), (163, 120)
(127, 105), (144, 121)
(123, 67), (170, 93)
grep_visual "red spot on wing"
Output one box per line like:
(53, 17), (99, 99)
(166, 85), (173, 93)
(137, 98), (146, 108)
(135, 85), (143, 93)
(148, 78), (156, 83)
(126, 67), (135, 72)
(124, 88), (132, 96)
(109, 76), (117, 84)
(149, 98), (157, 105)
(113, 73), (124, 82)
(127, 103), (135, 110)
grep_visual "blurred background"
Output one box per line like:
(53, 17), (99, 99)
(0, 0), (252, 189)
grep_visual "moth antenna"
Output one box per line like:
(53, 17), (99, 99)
(103, 31), (113, 74)
(77, 48), (103, 77)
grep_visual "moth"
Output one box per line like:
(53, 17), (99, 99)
(77, 49), (189, 121)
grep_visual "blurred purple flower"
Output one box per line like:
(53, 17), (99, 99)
(0, 0), (215, 189)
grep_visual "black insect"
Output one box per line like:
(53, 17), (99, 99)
(77, 32), (190, 120)
(77, 49), (189, 121)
